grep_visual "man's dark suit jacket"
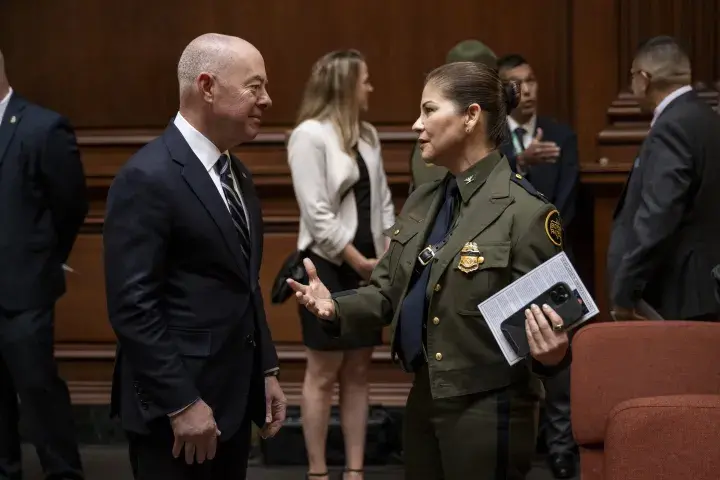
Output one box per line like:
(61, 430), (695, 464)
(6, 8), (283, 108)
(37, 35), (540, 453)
(500, 116), (579, 228)
(103, 123), (278, 439)
(607, 90), (720, 319)
(0, 93), (88, 311)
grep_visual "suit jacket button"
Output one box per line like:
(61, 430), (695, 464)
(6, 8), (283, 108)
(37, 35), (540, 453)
(435, 352), (443, 361)
(434, 284), (441, 292)
(432, 316), (440, 325)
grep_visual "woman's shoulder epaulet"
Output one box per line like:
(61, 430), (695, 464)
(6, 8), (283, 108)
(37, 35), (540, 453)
(510, 173), (549, 203)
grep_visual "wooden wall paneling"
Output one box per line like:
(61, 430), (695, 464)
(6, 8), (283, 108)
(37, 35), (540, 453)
(567, 0), (620, 311)
(0, 0), (573, 129)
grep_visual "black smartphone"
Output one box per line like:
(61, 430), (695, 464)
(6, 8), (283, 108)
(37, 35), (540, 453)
(500, 282), (585, 357)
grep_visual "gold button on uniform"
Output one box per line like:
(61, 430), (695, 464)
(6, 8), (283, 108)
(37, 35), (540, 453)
(478, 256), (485, 264)
(435, 352), (443, 361)
(432, 316), (440, 325)
(434, 284), (441, 292)
(393, 229), (400, 235)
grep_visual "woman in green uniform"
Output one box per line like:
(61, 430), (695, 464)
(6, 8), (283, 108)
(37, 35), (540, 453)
(288, 61), (571, 480)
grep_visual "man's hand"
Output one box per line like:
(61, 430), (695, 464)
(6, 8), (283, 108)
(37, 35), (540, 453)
(517, 128), (560, 168)
(610, 305), (646, 321)
(170, 399), (221, 464)
(260, 376), (286, 439)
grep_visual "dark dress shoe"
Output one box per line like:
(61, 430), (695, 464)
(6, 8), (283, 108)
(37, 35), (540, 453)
(548, 452), (577, 479)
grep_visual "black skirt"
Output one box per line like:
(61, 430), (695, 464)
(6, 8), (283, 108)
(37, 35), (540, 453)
(299, 250), (383, 351)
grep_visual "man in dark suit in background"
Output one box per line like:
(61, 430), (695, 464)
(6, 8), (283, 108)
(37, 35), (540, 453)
(0, 49), (87, 479)
(498, 53), (580, 480)
(608, 36), (720, 322)
(103, 33), (286, 479)
(498, 54), (579, 233)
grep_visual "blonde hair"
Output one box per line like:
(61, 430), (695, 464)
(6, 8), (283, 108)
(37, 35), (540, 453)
(296, 49), (376, 154)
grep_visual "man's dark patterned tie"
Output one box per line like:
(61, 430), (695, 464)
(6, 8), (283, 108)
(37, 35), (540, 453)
(514, 127), (527, 152)
(215, 154), (251, 263)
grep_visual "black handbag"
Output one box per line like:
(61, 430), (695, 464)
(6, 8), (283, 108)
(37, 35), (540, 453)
(270, 245), (313, 304)
(270, 185), (355, 305)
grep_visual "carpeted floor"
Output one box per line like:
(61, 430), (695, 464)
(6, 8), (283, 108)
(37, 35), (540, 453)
(20, 445), (575, 479)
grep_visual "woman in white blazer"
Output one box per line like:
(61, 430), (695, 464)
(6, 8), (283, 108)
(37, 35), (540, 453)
(287, 50), (395, 480)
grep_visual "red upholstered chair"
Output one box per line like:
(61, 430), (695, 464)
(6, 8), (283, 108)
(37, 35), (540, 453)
(571, 321), (720, 480)
(604, 394), (720, 480)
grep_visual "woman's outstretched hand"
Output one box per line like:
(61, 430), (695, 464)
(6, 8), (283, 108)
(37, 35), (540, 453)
(286, 258), (335, 321)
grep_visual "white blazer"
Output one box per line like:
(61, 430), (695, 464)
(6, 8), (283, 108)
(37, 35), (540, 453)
(287, 119), (396, 265)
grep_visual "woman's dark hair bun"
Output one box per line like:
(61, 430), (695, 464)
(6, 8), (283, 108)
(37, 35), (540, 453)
(503, 81), (520, 112)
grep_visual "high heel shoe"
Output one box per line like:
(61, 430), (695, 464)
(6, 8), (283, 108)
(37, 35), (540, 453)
(342, 468), (364, 479)
(306, 471), (329, 480)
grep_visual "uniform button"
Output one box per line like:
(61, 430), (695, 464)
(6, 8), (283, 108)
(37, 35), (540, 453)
(478, 256), (485, 264)
(432, 316), (440, 325)
(393, 229), (400, 235)
(435, 352), (443, 361)
(434, 284), (441, 292)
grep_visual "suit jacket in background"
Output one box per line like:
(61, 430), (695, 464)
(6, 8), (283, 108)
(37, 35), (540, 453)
(104, 123), (278, 439)
(500, 116), (579, 228)
(0, 93), (88, 311)
(607, 90), (720, 319)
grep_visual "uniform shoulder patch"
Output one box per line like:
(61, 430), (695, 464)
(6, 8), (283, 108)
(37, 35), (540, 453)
(510, 173), (548, 203)
(544, 209), (563, 247)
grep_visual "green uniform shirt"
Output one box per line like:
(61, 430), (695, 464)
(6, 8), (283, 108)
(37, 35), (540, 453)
(332, 152), (565, 399)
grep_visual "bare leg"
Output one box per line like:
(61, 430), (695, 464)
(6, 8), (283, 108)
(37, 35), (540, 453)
(302, 348), (343, 479)
(338, 347), (373, 480)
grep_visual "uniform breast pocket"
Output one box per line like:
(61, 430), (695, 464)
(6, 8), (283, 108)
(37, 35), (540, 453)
(382, 220), (421, 285)
(451, 241), (512, 313)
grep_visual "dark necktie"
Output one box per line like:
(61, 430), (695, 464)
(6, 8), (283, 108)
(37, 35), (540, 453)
(215, 154), (251, 263)
(514, 127), (527, 152)
(397, 177), (459, 371)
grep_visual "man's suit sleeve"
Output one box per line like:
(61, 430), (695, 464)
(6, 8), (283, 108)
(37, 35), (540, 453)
(39, 117), (88, 263)
(554, 132), (579, 226)
(612, 123), (694, 308)
(104, 166), (199, 414)
(255, 285), (279, 375)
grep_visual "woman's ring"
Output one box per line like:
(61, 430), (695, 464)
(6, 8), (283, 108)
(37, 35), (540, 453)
(552, 322), (564, 332)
